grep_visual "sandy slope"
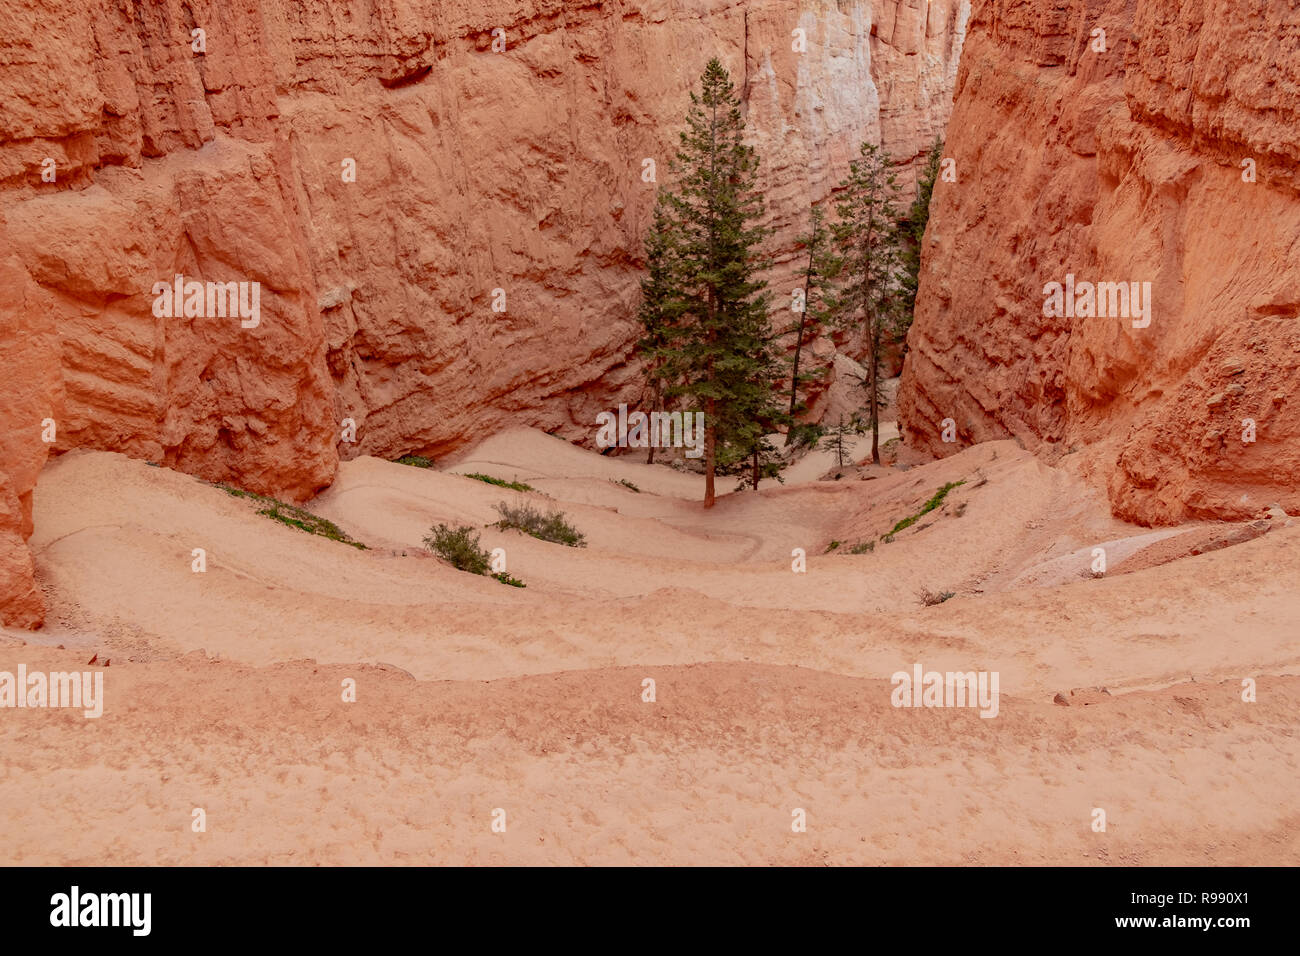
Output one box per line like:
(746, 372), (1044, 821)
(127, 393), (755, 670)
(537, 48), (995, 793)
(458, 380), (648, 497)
(2, 428), (1297, 864)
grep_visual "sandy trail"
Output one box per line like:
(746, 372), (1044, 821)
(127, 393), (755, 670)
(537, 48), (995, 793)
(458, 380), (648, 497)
(3, 428), (1297, 864)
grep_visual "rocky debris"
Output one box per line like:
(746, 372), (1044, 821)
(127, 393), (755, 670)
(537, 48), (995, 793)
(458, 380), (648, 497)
(1188, 520), (1271, 556)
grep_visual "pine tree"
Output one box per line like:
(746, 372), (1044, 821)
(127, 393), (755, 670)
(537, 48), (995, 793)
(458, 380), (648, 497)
(824, 142), (905, 465)
(898, 137), (943, 326)
(781, 205), (835, 446)
(820, 413), (865, 468)
(636, 201), (684, 464)
(645, 58), (777, 507)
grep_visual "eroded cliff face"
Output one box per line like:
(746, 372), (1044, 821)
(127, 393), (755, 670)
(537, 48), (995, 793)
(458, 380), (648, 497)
(0, 0), (968, 625)
(898, 0), (1300, 525)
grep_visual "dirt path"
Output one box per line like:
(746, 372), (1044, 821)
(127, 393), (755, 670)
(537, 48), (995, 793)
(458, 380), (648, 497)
(3, 429), (1296, 864)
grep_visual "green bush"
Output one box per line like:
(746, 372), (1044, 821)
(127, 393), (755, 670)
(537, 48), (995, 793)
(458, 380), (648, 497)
(886, 481), (965, 537)
(466, 473), (534, 492)
(395, 455), (434, 468)
(217, 483), (366, 549)
(423, 524), (528, 586)
(423, 523), (491, 574)
(493, 500), (586, 548)
(788, 422), (826, 450)
(850, 540), (875, 554)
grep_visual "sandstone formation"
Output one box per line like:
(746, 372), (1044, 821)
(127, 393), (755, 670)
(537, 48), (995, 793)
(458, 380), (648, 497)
(0, 0), (968, 626)
(898, 0), (1300, 525)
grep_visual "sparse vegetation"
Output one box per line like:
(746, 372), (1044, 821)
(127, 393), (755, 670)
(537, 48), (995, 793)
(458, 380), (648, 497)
(787, 422), (826, 451)
(850, 540), (875, 554)
(424, 523), (492, 574)
(825, 540), (841, 552)
(886, 481), (966, 537)
(493, 501), (587, 548)
(216, 483), (366, 549)
(466, 473), (535, 493)
(821, 413), (865, 468)
(919, 587), (955, 606)
(613, 478), (641, 493)
(423, 524), (527, 587)
(395, 455), (434, 468)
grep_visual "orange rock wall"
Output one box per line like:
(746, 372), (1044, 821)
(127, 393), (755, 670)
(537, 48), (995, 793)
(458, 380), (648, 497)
(0, 0), (968, 625)
(898, 0), (1300, 525)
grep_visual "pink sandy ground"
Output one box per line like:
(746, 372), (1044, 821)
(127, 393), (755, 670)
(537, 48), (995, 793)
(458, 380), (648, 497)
(2, 428), (1297, 864)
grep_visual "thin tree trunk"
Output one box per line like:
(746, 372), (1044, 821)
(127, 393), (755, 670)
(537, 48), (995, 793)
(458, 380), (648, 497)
(646, 384), (658, 464)
(785, 232), (817, 445)
(703, 408), (717, 508)
(752, 446), (760, 490)
(870, 324), (881, 464)
(784, 317), (806, 447)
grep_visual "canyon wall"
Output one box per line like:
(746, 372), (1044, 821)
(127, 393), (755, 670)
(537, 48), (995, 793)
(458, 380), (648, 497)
(0, 0), (968, 625)
(898, 0), (1300, 525)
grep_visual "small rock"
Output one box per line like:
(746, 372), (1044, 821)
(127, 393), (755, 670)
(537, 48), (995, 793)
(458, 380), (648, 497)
(1053, 693), (1069, 706)
(1266, 505), (1290, 520)
(1226, 383), (1246, 397)
(87, 654), (97, 665)
(1206, 392), (1226, 407)
(1220, 357), (1246, 376)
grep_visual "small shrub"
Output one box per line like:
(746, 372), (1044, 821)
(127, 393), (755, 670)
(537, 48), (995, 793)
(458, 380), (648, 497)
(850, 540), (875, 554)
(424, 524), (527, 586)
(919, 587), (955, 606)
(424, 524), (492, 574)
(825, 540), (841, 553)
(466, 473), (534, 492)
(788, 422), (826, 451)
(886, 481), (965, 537)
(216, 483), (366, 549)
(395, 455), (434, 468)
(613, 478), (641, 493)
(493, 500), (586, 548)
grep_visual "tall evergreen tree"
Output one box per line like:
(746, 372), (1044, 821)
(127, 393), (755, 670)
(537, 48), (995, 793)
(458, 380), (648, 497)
(898, 137), (943, 325)
(781, 205), (835, 446)
(824, 141), (905, 465)
(643, 57), (778, 507)
(636, 202), (684, 464)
